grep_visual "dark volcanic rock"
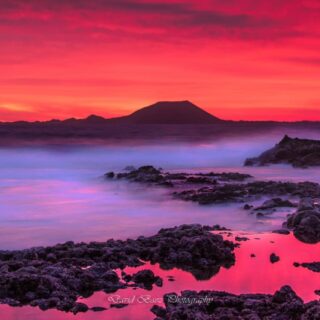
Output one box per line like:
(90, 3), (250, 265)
(297, 262), (320, 273)
(235, 236), (249, 242)
(152, 286), (318, 320)
(254, 197), (296, 211)
(136, 224), (236, 280)
(272, 229), (290, 235)
(110, 303), (128, 309)
(245, 135), (320, 168)
(105, 171), (115, 179)
(0, 224), (235, 312)
(270, 253), (280, 263)
(174, 180), (320, 205)
(108, 166), (320, 208)
(131, 270), (163, 290)
(108, 166), (252, 188)
(285, 198), (320, 243)
(197, 171), (252, 181)
(91, 306), (107, 312)
(116, 165), (165, 184)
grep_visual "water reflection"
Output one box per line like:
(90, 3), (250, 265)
(0, 233), (319, 320)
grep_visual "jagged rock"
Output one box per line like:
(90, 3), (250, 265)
(285, 198), (320, 243)
(296, 262), (320, 273)
(245, 135), (320, 168)
(151, 286), (314, 320)
(270, 253), (280, 263)
(136, 224), (235, 280)
(0, 224), (235, 312)
(108, 166), (252, 189)
(174, 181), (320, 205)
(254, 198), (296, 210)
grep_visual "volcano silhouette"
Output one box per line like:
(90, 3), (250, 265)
(121, 100), (221, 124)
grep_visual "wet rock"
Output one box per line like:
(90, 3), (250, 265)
(254, 198), (296, 210)
(298, 262), (320, 273)
(272, 229), (290, 235)
(298, 198), (315, 211)
(186, 176), (212, 184)
(270, 253), (280, 264)
(175, 180), (320, 205)
(285, 198), (320, 243)
(136, 224), (236, 280)
(244, 135), (320, 168)
(110, 303), (128, 309)
(131, 270), (163, 290)
(152, 286), (312, 320)
(104, 172), (115, 179)
(243, 204), (253, 210)
(235, 236), (249, 242)
(109, 166), (320, 210)
(71, 302), (89, 314)
(116, 165), (165, 184)
(256, 212), (265, 218)
(194, 171), (252, 181)
(167, 276), (175, 282)
(91, 306), (107, 312)
(0, 224), (235, 312)
(151, 305), (167, 317)
(110, 166), (252, 189)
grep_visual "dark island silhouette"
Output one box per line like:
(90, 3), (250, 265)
(0, 100), (319, 143)
(121, 100), (221, 124)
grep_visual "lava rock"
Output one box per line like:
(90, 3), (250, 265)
(0, 224), (235, 312)
(131, 270), (163, 290)
(299, 262), (320, 273)
(244, 135), (320, 168)
(91, 306), (107, 312)
(104, 172), (115, 179)
(151, 286), (312, 320)
(285, 198), (320, 243)
(270, 253), (280, 264)
(272, 229), (290, 235)
(254, 198), (296, 210)
(243, 204), (253, 210)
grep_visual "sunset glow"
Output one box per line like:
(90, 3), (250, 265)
(1, 0), (320, 121)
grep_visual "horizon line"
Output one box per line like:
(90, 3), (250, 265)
(0, 100), (319, 124)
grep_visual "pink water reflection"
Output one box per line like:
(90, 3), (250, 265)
(1, 233), (319, 320)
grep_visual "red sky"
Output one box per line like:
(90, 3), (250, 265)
(1, 0), (320, 121)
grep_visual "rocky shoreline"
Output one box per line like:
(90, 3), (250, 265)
(1, 163), (320, 317)
(284, 198), (320, 243)
(151, 286), (320, 319)
(0, 224), (235, 313)
(245, 135), (320, 168)
(106, 166), (320, 243)
(106, 165), (320, 206)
